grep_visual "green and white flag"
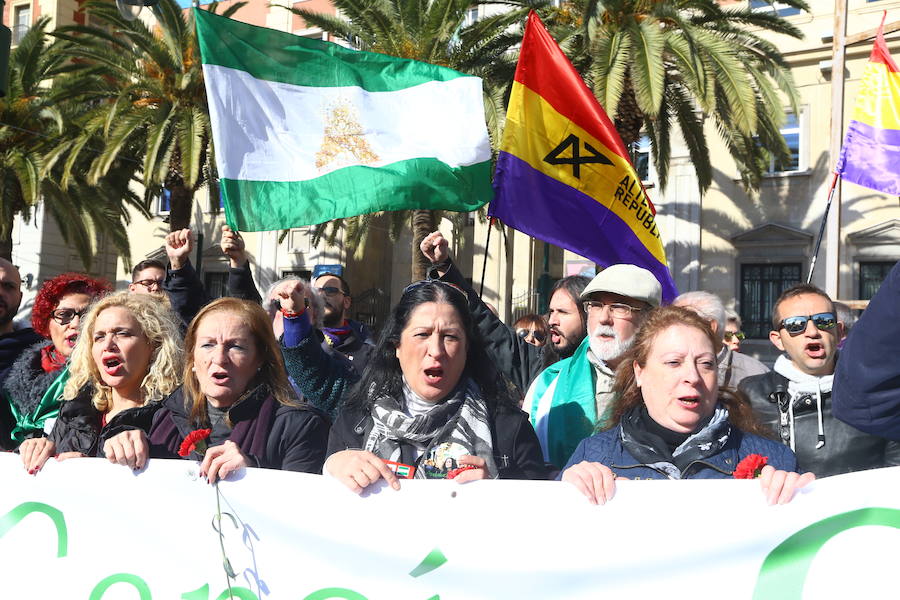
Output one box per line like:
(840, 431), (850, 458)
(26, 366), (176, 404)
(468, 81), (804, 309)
(194, 9), (493, 231)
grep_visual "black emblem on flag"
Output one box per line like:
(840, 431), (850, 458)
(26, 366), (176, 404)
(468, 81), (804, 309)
(543, 134), (613, 178)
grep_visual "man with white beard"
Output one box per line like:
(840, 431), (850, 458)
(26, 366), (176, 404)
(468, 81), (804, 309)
(523, 265), (661, 469)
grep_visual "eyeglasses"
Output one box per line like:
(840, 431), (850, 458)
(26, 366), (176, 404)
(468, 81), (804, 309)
(133, 278), (164, 290)
(516, 328), (547, 343)
(724, 331), (746, 341)
(51, 307), (89, 325)
(778, 312), (837, 336)
(582, 300), (641, 319)
(316, 286), (347, 298)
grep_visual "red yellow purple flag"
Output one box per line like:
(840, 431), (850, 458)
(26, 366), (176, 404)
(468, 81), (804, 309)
(489, 11), (677, 301)
(835, 13), (900, 195)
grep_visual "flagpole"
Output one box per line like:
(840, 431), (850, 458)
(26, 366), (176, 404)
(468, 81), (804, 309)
(479, 218), (494, 297)
(807, 171), (840, 284)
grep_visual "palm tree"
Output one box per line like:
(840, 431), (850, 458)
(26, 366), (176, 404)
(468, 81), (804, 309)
(0, 18), (144, 268)
(285, 0), (534, 280)
(49, 0), (244, 232)
(548, 0), (809, 192)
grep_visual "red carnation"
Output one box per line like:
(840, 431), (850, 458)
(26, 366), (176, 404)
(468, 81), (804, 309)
(447, 465), (477, 480)
(733, 454), (768, 479)
(178, 428), (212, 457)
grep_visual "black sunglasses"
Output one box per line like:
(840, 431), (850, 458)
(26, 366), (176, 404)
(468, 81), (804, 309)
(516, 328), (546, 343)
(316, 286), (347, 297)
(778, 312), (837, 336)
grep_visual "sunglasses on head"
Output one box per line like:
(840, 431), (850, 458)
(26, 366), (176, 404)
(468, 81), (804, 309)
(778, 312), (837, 336)
(401, 279), (467, 300)
(516, 328), (547, 343)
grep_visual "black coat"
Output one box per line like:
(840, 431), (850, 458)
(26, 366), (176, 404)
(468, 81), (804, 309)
(48, 389), (161, 457)
(739, 370), (900, 477)
(327, 400), (550, 480)
(149, 386), (330, 474)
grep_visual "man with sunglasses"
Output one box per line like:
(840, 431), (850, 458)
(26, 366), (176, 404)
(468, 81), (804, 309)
(311, 272), (373, 369)
(739, 284), (900, 477)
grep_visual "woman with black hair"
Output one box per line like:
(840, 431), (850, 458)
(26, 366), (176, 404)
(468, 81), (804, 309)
(325, 280), (548, 493)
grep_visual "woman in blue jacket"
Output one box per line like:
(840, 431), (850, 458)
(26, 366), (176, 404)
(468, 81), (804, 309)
(561, 306), (814, 505)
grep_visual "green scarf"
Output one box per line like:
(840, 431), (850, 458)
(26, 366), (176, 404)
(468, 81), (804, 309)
(529, 337), (615, 468)
(8, 367), (69, 444)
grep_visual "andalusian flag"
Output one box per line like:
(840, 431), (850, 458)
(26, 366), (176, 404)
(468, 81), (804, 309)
(489, 12), (677, 301)
(194, 9), (492, 231)
(835, 13), (900, 195)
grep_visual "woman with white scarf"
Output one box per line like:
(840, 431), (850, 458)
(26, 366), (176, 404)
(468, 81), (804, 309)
(325, 280), (548, 493)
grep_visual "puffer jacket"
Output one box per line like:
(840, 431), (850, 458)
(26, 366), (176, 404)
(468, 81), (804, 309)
(560, 421), (797, 480)
(48, 388), (161, 457)
(739, 371), (900, 477)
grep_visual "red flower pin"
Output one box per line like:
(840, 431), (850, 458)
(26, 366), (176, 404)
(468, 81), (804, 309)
(178, 428), (212, 457)
(733, 454), (768, 479)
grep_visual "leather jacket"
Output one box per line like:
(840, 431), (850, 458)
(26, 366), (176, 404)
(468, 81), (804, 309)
(739, 371), (900, 477)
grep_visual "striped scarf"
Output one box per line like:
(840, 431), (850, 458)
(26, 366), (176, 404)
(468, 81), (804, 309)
(364, 378), (497, 479)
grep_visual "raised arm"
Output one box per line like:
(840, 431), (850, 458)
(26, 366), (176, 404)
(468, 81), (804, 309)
(833, 260), (900, 440)
(162, 228), (209, 328)
(221, 225), (262, 303)
(420, 231), (544, 395)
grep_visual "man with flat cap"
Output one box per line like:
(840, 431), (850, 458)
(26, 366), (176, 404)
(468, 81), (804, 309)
(523, 264), (662, 469)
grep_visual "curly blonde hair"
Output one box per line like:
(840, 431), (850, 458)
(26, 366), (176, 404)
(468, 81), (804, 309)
(64, 292), (184, 411)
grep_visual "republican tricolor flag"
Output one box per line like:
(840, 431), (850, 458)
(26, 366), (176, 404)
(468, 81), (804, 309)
(836, 13), (900, 195)
(489, 11), (677, 301)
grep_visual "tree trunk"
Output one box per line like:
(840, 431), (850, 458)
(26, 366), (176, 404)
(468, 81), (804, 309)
(410, 209), (439, 282)
(167, 179), (193, 232)
(613, 76), (644, 152)
(0, 213), (13, 262)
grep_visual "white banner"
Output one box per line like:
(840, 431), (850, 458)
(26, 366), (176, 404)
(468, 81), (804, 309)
(2, 453), (899, 599)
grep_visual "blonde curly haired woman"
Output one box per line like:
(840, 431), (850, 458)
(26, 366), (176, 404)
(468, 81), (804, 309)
(19, 292), (183, 473)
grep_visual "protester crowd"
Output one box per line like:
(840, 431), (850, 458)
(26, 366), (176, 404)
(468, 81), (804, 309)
(2, 226), (898, 506)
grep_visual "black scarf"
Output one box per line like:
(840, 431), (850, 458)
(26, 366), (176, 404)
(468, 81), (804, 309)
(619, 403), (732, 479)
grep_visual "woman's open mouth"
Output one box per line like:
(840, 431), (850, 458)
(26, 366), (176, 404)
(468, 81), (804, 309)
(678, 396), (701, 408)
(424, 367), (444, 384)
(102, 357), (123, 376)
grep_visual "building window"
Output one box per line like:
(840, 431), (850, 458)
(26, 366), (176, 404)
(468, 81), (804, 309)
(281, 269), (312, 281)
(740, 263), (802, 339)
(750, 1), (801, 17)
(157, 188), (171, 215)
(859, 262), (894, 300)
(12, 4), (31, 45)
(765, 110), (804, 174)
(463, 7), (479, 27)
(204, 271), (227, 299)
(633, 135), (653, 183)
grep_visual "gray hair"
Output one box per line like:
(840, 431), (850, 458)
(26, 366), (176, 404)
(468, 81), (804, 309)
(672, 291), (727, 342)
(833, 301), (856, 333)
(264, 276), (324, 329)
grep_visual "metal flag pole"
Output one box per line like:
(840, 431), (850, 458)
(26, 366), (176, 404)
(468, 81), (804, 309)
(479, 218), (494, 297)
(807, 171), (840, 284)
